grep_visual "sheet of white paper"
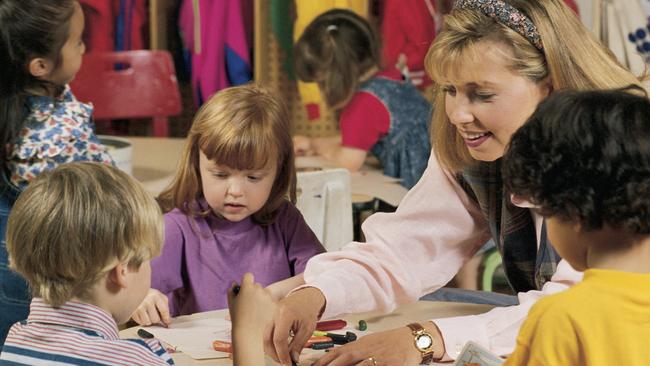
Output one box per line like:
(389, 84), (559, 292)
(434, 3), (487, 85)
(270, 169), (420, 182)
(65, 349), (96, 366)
(143, 317), (232, 360)
(453, 341), (504, 366)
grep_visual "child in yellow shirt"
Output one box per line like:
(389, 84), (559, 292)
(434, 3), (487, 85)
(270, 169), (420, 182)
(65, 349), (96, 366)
(502, 87), (650, 366)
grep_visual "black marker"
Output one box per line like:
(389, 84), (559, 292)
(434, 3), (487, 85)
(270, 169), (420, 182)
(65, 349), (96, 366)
(232, 284), (240, 296)
(137, 328), (155, 339)
(327, 331), (357, 345)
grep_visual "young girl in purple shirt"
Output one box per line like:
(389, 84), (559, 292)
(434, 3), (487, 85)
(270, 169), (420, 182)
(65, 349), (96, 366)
(132, 84), (325, 323)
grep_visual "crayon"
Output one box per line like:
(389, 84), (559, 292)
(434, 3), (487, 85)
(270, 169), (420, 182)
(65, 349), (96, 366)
(304, 336), (332, 348)
(315, 319), (347, 331)
(212, 340), (232, 353)
(312, 331), (357, 345)
(311, 341), (335, 350)
(327, 331), (357, 345)
(358, 320), (367, 331)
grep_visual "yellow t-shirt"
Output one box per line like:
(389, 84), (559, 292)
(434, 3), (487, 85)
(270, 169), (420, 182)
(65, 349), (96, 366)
(505, 268), (650, 366)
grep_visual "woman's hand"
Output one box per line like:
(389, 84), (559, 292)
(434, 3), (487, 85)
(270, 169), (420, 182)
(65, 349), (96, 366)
(265, 273), (305, 301)
(131, 289), (171, 327)
(312, 326), (424, 366)
(264, 287), (326, 365)
(293, 135), (314, 156)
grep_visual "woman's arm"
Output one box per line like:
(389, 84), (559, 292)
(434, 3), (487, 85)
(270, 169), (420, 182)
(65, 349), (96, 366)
(303, 153), (489, 319)
(272, 245), (580, 365)
(314, 268), (581, 366)
(433, 259), (581, 358)
(265, 153), (490, 364)
(265, 273), (305, 301)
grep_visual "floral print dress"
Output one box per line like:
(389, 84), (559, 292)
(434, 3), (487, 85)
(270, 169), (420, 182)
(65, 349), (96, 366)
(6, 85), (114, 189)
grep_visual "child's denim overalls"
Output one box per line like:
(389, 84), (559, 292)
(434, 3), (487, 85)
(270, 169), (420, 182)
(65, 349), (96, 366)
(360, 76), (432, 189)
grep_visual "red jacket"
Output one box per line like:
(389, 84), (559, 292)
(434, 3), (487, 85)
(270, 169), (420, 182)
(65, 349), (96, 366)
(79, 0), (146, 52)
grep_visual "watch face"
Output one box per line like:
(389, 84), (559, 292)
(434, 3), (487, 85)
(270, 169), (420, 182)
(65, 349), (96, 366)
(416, 334), (433, 350)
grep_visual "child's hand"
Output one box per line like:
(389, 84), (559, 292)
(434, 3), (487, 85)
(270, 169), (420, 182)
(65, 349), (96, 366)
(131, 289), (172, 327)
(228, 273), (276, 333)
(293, 135), (314, 156)
(228, 276), (276, 366)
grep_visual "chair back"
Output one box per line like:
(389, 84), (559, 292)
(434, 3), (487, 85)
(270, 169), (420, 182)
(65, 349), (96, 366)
(296, 168), (353, 251)
(70, 50), (182, 136)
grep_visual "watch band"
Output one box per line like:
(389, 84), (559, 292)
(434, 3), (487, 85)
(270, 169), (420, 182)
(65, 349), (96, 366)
(406, 323), (441, 364)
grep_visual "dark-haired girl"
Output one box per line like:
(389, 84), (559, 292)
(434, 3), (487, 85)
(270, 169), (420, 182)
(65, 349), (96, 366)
(0, 0), (113, 344)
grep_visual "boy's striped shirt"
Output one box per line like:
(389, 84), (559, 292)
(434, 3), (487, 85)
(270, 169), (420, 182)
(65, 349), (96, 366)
(0, 298), (174, 365)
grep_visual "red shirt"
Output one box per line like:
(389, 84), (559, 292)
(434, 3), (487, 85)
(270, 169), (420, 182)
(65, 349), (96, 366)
(340, 69), (403, 151)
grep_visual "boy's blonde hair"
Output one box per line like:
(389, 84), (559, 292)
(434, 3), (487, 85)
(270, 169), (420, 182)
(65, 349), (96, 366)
(158, 83), (296, 225)
(426, 0), (643, 172)
(6, 162), (163, 308)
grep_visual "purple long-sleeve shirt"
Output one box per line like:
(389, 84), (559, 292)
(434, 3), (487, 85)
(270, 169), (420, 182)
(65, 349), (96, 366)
(151, 200), (325, 316)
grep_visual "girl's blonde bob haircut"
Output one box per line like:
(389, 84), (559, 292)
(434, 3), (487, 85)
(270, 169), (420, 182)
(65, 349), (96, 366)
(159, 83), (296, 225)
(6, 162), (163, 308)
(427, 0), (643, 172)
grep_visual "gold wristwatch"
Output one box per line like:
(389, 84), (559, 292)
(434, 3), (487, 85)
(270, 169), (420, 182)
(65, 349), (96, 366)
(406, 322), (437, 364)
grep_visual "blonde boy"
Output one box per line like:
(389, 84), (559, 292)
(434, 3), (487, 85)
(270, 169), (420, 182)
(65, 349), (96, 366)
(0, 162), (173, 365)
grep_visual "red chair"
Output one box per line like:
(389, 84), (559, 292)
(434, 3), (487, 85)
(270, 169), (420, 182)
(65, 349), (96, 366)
(70, 50), (182, 137)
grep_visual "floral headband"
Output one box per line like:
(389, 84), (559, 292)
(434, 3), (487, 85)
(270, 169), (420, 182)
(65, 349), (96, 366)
(454, 0), (544, 50)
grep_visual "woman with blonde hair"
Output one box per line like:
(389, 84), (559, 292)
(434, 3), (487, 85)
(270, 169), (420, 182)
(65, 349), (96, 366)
(263, 0), (643, 365)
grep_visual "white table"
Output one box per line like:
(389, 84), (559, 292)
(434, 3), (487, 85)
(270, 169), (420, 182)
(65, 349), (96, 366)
(120, 300), (494, 366)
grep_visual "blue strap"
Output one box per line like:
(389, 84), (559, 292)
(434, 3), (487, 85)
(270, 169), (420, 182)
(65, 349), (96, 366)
(115, 0), (126, 51)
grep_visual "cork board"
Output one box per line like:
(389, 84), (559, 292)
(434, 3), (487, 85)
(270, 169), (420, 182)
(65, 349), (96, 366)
(253, 0), (339, 137)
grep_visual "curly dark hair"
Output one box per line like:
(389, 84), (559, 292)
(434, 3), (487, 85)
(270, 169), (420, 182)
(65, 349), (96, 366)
(503, 87), (650, 234)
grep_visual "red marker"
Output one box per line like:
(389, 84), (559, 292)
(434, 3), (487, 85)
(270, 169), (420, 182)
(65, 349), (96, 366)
(315, 319), (347, 331)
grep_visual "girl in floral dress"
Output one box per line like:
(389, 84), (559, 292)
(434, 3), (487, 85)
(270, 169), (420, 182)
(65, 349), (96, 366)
(0, 0), (113, 345)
